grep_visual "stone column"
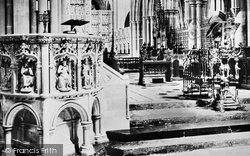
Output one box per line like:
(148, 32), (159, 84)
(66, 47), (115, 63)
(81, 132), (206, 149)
(209, 0), (215, 17)
(93, 63), (97, 88)
(83, 0), (92, 34)
(188, 0), (197, 49)
(196, 0), (202, 49)
(146, 17), (150, 44)
(30, 0), (37, 33)
(142, 0), (147, 44)
(136, 21), (140, 56)
(142, 16), (147, 43)
(41, 42), (50, 94)
(37, 128), (43, 155)
(80, 122), (95, 156)
(50, 0), (59, 33)
(202, 1), (207, 19)
(77, 43), (82, 91)
(92, 114), (101, 136)
(3, 126), (15, 156)
(134, 21), (138, 54)
(36, 44), (42, 94)
(14, 0), (30, 34)
(221, 0), (225, 11)
(57, 0), (62, 33)
(247, 0), (250, 46)
(234, 0), (247, 47)
(38, 0), (47, 33)
(10, 62), (17, 94)
(0, 0), (5, 35)
(150, 16), (154, 46)
(49, 44), (57, 93)
(131, 21), (137, 56)
(168, 12), (174, 30)
(6, 0), (13, 34)
(130, 20), (133, 56)
(185, 0), (190, 22)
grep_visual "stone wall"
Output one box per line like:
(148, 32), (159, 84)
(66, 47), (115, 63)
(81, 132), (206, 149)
(100, 64), (130, 132)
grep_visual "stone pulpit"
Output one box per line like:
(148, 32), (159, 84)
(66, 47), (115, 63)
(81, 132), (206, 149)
(0, 33), (105, 156)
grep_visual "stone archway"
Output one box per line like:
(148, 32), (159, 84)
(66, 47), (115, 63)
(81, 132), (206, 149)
(2, 103), (42, 154)
(12, 109), (40, 148)
(3, 103), (42, 128)
(50, 102), (92, 156)
(51, 107), (82, 155)
(91, 97), (101, 142)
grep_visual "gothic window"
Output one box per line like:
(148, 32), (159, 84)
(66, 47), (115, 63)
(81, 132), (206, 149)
(124, 12), (130, 28)
(128, 43), (130, 54)
(92, 1), (100, 10)
(120, 44), (122, 54)
(124, 44), (126, 54)
(106, 1), (111, 10)
(214, 0), (217, 11)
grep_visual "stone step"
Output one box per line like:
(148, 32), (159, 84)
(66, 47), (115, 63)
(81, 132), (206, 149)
(107, 120), (250, 142)
(130, 107), (250, 127)
(224, 100), (237, 103)
(223, 102), (239, 106)
(148, 145), (250, 156)
(106, 131), (250, 156)
(129, 100), (197, 111)
(130, 99), (250, 111)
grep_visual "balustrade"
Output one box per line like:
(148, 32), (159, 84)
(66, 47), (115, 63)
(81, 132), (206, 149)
(0, 34), (104, 97)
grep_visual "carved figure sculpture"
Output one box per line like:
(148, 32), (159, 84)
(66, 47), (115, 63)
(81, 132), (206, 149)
(20, 62), (34, 93)
(82, 60), (91, 89)
(2, 68), (12, 91)
(56, 60), (71, 92)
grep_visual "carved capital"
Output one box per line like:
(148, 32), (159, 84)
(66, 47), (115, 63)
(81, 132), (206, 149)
(189, 0), (196, 5)
(36, 36), (52, 44)
(92, 114), (101, 120)
(3, 125), (13, 132)
(81, 122), (92, 130)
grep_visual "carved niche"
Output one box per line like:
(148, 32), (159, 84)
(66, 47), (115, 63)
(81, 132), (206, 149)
(0, 43), (12, 91)
(81, 56), (93, 89)
(15, 43), (38, 93)
(0, 57), (11, 91)
(53, 40), (77, 92)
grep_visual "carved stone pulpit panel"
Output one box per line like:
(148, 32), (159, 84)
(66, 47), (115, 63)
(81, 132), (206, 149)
(0, 43), (12, 92)
(17, 57), (36, 93)
(55, 58), (73, 92)
(15, 42), (38, 94)
(0, 57), (11, 91)
(0, 34), (104, 96)
(53, 40), (78, 92)
(81, 56), (93, 89)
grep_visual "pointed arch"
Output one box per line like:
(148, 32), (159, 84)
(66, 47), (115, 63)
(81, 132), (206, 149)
(3, 103), (42, 129)
(106, 1), (111, 10)
(50, 102), (89, 129)
(124, 12), (130, 27)
(91, 97), (100, 115)
(92, 0), (106, 10)
(137, 0), (142, 21)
